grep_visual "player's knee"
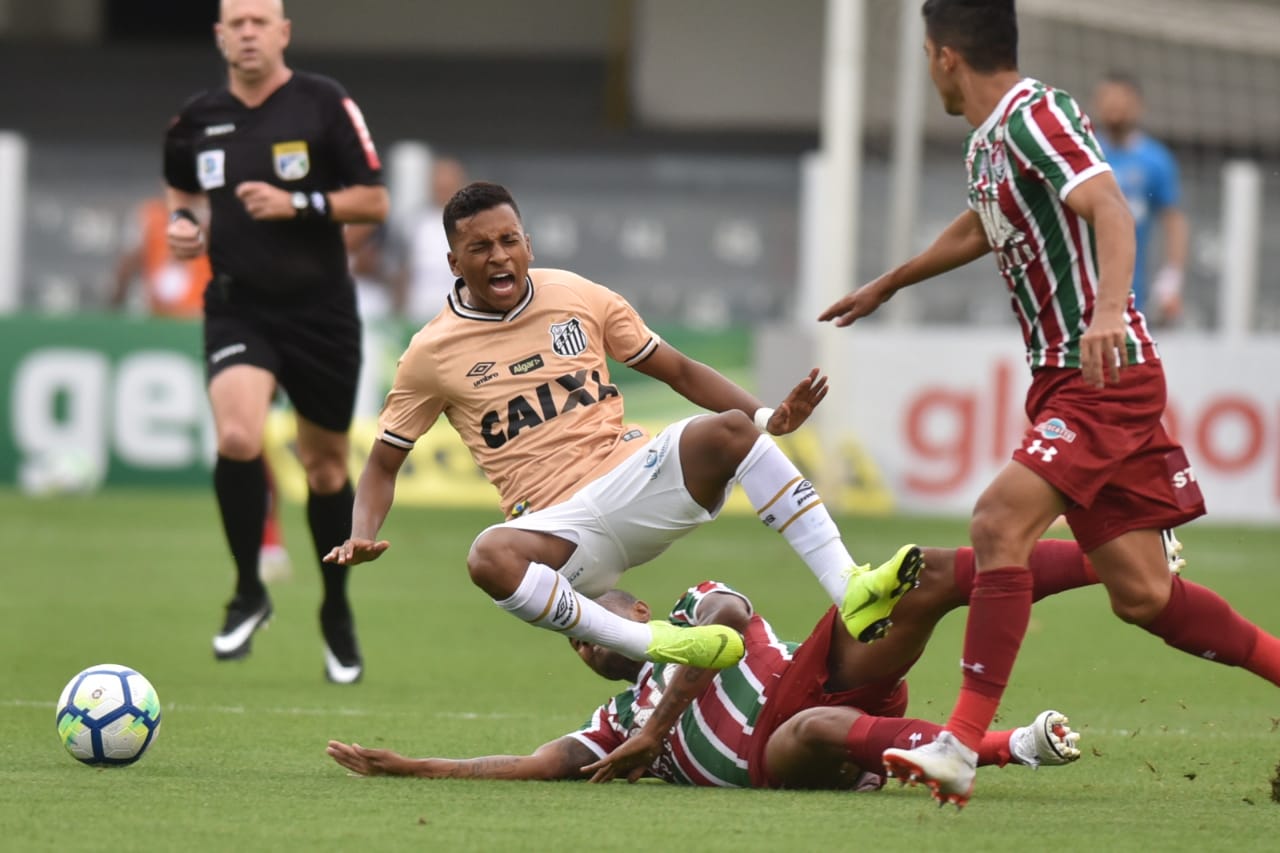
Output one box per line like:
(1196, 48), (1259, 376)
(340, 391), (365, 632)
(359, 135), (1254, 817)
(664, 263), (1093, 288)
(700, 410), (760, 465)
(788, 707), (859, 749)
(968, 504), (1027, 561)
(216, 423), (264, 460)
(1107, 582), (1170, 625)
(914, 549), (963, 609)
(466, 529), (522, 598)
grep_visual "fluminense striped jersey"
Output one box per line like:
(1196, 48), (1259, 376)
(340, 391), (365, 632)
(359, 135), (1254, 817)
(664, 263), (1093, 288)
(965, 77), (1158, 369)
(568, 582), (798, 787)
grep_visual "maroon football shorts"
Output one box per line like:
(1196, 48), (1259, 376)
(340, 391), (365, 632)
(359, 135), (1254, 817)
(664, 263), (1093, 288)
(747, 606), (909, 788)
(1012, 361), (1206, 552)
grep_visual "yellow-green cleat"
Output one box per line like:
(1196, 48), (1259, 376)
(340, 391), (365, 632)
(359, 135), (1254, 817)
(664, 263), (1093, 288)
(646, 621), (745, 669)
(840, 544), (924, 643)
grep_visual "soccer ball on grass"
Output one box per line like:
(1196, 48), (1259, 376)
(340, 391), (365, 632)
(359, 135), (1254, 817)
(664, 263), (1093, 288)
(55, 664), (162, 766)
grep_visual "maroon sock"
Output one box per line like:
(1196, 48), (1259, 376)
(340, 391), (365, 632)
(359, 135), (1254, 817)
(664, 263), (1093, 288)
(845, 714), (942, 772)
(945, 566), (1034, 751)
(953, 541), (1097, 603)
(1027, 538), (1098, 600)
(1144, 576), (1279, 684)
(977, 729), (1018, 767)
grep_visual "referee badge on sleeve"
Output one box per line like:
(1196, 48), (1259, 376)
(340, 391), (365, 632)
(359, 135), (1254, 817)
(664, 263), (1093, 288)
(197, 149), (225, 189)
(272, 141), (310, 181)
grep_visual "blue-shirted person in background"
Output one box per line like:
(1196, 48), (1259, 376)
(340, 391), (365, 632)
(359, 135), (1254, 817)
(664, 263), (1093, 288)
(1092, 72), (1189, 326)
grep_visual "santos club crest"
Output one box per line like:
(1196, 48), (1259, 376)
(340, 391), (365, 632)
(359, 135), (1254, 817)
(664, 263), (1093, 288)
(550, 317), (587, 357)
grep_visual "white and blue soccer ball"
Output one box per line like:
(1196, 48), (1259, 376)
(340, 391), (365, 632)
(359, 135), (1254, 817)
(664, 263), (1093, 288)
(55, 664), (162, 766)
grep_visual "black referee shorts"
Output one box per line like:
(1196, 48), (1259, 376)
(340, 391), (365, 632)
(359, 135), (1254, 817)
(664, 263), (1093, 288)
(204, 283), (361, 433)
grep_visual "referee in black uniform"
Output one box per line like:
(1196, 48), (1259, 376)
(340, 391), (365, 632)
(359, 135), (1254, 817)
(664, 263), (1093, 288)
(163, 0), (388, 684)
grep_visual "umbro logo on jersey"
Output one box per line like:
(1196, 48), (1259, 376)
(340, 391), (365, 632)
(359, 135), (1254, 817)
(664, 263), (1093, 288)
(550, 317), (587, 357)
(467, 362), (499, 387)
(508, 354), (545, 376)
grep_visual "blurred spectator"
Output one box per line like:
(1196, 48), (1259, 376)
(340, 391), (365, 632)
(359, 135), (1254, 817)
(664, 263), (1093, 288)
(1092, 72), (1189, 326)
(405, 156), (468, 323)
(345, 222), (406, 320)
(111, 194), (292, 582)
(110, 195), (209, 317)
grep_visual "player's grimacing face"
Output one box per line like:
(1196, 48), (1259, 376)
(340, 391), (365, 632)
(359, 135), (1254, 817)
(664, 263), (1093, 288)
(216, 0), (290, 77)
(448, 204), (533, 313)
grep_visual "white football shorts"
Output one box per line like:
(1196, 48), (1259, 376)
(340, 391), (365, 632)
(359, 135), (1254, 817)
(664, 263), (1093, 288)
(479, 415), (731, 598)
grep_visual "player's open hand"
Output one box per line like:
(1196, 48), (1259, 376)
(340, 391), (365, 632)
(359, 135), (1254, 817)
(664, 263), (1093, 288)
(1079, 314), (1130, 388)
(324, 537), (391, 566)
(818, 274), (896, 327)
(764, 368), (828, 435)
(327, 740), (412, 777)
(235, 181), (295, 220)
(582, 731), (662, 783)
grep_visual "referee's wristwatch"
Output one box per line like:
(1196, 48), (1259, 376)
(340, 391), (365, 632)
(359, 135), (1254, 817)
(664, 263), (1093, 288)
(291, 191), (330, 220)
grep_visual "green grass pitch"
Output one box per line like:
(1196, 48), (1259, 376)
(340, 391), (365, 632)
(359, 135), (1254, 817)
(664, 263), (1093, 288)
(1, 489), (1277, 851)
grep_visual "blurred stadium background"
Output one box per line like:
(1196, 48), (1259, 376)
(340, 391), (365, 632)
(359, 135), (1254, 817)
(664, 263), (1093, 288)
(1, 0), (1277, 524)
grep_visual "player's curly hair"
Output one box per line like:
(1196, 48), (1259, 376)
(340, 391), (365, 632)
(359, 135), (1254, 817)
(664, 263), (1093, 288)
(921, 0), (1018, 73)
(442, 181), (523, 242)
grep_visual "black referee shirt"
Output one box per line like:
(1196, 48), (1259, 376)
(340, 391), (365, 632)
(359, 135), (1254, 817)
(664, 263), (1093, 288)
(163, 71), (384, 302)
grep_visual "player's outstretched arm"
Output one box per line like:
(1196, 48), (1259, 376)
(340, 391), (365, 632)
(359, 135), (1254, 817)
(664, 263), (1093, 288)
(819, 209), (990, 327)
(324, 440), (409, 565)
(583, 593), (751, 783)
(631, 343), (826, 433)
(327, 737), (596, 781)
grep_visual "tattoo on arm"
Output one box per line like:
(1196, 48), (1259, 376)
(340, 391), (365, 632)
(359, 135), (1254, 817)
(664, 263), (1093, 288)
(436, 738), (597, 780)
(441, 756), (525, 779)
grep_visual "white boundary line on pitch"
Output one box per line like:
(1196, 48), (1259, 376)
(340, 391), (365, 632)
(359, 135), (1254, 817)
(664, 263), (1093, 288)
(6, 699), (1276, 738)
(1, 698), (535, 720)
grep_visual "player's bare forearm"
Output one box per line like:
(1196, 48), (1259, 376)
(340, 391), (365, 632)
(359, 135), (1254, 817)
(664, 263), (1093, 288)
(351, 440), (407, 537)
(649, 665), (716, 733)
(819, 210), (988, 326)
(1161, 207), (1189, 269)
(335, 738), (593, 781)
(1067, 173), (1136, 385)
(1090, 200), (1137, 316)
(891, 209), (991, 287)
(328, 184), (389, 224)
(1068, 176), (1135, 317)
(632, 345), (763, 414)
(324, 440), (408, 564)
(630, 594), (749, 750)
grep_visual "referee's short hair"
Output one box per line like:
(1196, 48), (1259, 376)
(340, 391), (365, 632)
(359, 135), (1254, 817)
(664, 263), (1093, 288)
(443, 181), (522, 242)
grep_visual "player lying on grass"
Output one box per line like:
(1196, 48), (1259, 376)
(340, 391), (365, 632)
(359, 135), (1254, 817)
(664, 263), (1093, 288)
(325, 180), (920, 675)
(328, 541), (1098, 788)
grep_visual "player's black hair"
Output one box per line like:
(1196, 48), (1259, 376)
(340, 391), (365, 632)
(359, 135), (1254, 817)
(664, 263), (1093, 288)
(442, 181), (522, 241)
(921, 0), (1018, 73)
(1100, 70), (1142, 94)
(595, 589), (640, 611)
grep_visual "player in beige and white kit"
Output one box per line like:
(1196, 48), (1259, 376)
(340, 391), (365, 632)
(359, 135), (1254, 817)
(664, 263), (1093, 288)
(327, 182), (921, 671)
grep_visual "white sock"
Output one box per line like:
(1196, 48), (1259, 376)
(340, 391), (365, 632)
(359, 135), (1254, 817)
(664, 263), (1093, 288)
(735, 435), (856, 605)
(495, 562), (651, 659)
